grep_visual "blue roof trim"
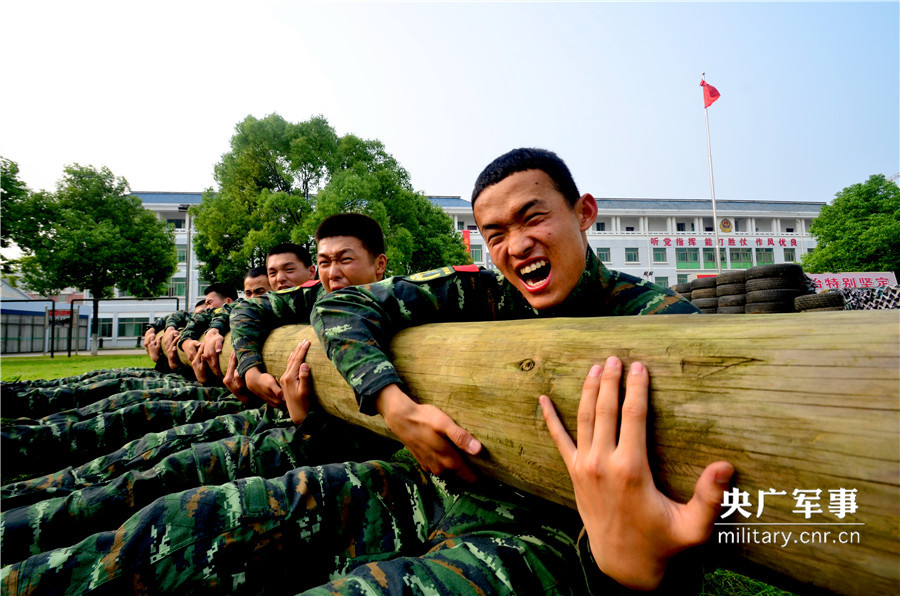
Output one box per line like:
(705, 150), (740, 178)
(594, 198), (823, 213)
(129, 191), (204, 204)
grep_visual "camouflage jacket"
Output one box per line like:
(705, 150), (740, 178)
(177, 301), (240, 348)
(146, 316), (168, 333)
(230, 280), (324, 378)
(163, 310), (191, 331)
(312, 250), (698, 414)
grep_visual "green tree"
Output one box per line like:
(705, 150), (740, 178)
(802, 174), (900, 275)
(15, 164), (177, 354)
(193, 114), (470, 285)
(1, 157), (31, 275)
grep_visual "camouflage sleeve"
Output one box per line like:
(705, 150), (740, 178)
(164, 310), (189, 330)
(230, 285), (322, 378)
(311, 267), (503, 415)
(606, 272), (700, 316)
(146, 316), (167, 333)
(177, 309), (214, 347)
(207, 301), (238, 335)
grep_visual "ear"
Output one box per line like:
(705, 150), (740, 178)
(574, 193), (598, 232)
(225, 298), (234, 304)
(374, 254), (388, 279)
(308, 265), (317, 278)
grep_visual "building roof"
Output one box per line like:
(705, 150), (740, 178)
(129, 191), (204, 205)
(428, 196), (471, 208)
(594, 198), (824, 214)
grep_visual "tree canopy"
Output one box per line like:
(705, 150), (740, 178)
(802, 174), (900, 275)
(1, 157), (30, 275)
(192, 114), (470, 285)
(12, 164), (178, 354)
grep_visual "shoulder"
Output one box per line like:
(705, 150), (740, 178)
(405, 264), (482, 283)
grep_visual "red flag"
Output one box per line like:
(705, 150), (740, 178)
(701, 80), (720, 108)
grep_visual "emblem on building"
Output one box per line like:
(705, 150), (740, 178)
(719, 218), (733, 234)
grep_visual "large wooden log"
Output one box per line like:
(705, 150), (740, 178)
(208, 310), (898, 595)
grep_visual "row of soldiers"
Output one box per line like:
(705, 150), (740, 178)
(1, 148), (734, 594)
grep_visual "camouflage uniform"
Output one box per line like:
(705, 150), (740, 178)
(2, 394), (246, 481)
(177, 300), (240, 349)
(1, 374), (202, 420)
(1, 456), (589, 595)
(312, 249), (698, 413)
(1, 411), (400, 562)
(230, 280), (323, 378)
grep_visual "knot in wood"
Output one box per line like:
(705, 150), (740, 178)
(518, 358), (535, 371)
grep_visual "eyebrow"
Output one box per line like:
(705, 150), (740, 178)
(480, 199), (544, 231)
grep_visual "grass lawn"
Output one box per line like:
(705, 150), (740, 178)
(0, 353), (154, 382)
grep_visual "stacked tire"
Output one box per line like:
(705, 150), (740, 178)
(689, 276), (719, 314)
(795, 290), (845, 312)
(744, 264), (811, 314)
(671, 282), (692, 302)
(716, 270), (746, 314)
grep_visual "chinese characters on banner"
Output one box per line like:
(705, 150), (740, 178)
(649, 236), (799, 248)
(806, 272), (897, 290)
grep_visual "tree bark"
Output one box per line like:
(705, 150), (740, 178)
(196, 310), (898, 595)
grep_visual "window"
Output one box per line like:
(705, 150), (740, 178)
(703, 247), (727, 269)
(786, 227), (794, 233)
(705, 226), (714, 232)
(676, 223), (686, 232)
(167, 218), (186, 229)
(167, 277), (186, 298)
(625, 226), (635, 232)
(676, 247), (700, 268)
(99, 318), (113, 337)
(117, 317), (147, 337)
(755, 248), (775, 265)
(596, 247), (611, 262)
(176, 244), (187, 263)
(655, 276), (669, 287)
(457, 221), (465, 231)
(652, 248), (667, 263)
(677, 274), (689, 284)
(595, 222), (606, 232)
(731, 248), (753, 268)
(470, 244), (483, 263)
(783, 248), (796, 262)
(625, 248), (640, 263)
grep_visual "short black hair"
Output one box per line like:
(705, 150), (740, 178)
(194, 297), (207, 308)
(203, 282), (238, 301)
(267, 243), (313, 268)
(246, 266), (267, 279)
(315, 213), (386, 258)
(471, 148), (580, 208)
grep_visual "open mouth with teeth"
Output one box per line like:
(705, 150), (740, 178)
(517, 259), (551, 291)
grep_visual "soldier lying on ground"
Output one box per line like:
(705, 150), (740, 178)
(0, 149), (733, 594)
(144, 297), (206, 363)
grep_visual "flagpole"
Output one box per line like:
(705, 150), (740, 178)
(702, 73), (722, 275)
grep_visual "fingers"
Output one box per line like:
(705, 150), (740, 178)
(443, 416), (481, 456)
(617, 361), (649, 453)
(576, 363), (603, 452)
(540, 395), (576, 466)
(682, 461), (735, 544)
(284, 340), (311, 378)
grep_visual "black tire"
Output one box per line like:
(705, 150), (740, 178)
(746, 263), (804, 280)
(691, 276), (718, 290)
(716, 283), (746, 296)
(716, 270), (747, 285)
(691, 297), (719, 309)
(673, 283), (692, 294)
(718, 294), (746, 307)
(795, 292), (845, 311)
(803, 306), (846, 312)
(717, 305), (745, 314)
(678, 291), (692, 301)
(745, 302), (795, 314)
(698, 308), (718, 314)
(746, 289), (805, 304)
(692, 287), (718, 299)
(745, 277), (807, 292)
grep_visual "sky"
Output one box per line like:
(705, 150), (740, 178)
(2, 1), (898, 205)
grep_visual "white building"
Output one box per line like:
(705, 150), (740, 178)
(12, 192), (822, 350)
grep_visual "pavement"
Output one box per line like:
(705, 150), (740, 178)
(2, 348), (147, 358)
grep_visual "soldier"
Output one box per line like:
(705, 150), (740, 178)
(1, 150), (729, 594)
(164, 283), (237, 370)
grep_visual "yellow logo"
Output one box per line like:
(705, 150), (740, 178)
(719, 218), (733, 234)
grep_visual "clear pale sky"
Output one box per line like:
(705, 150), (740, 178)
(2, 1), (897, 204)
